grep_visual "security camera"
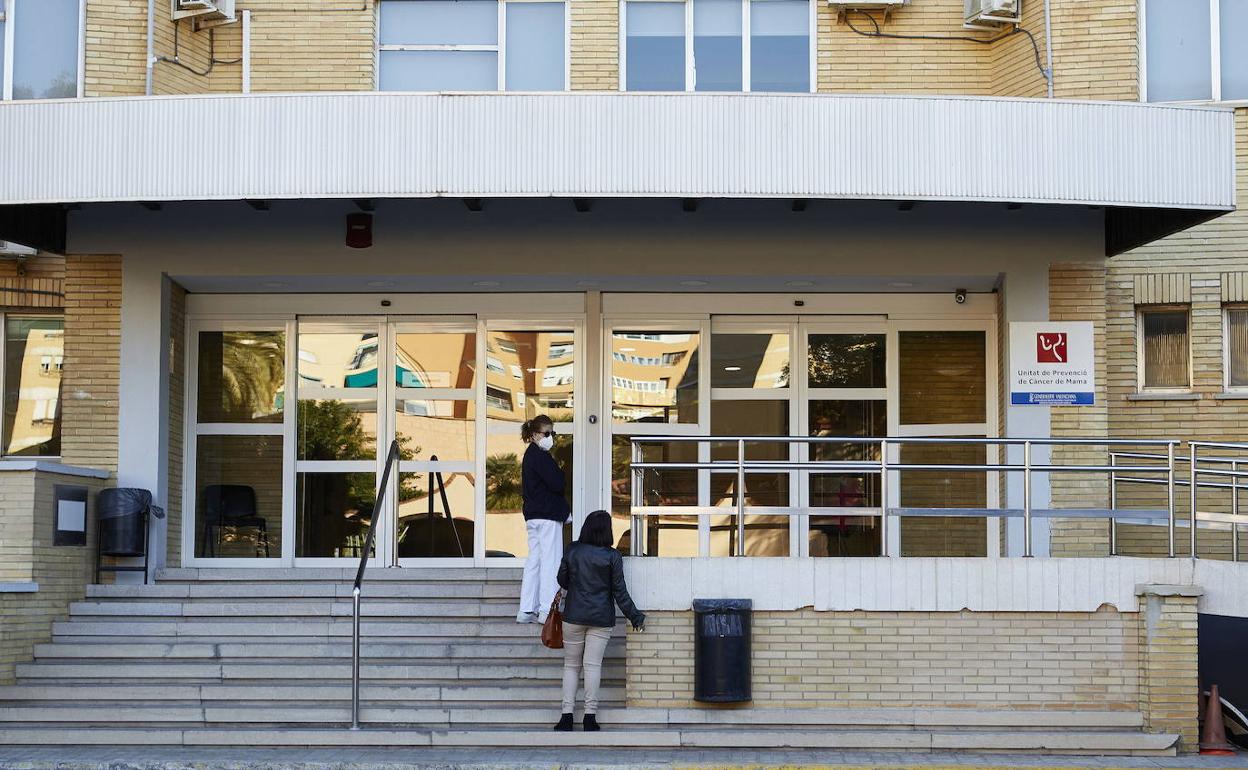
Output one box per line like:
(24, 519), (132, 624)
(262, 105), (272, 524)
(954, 289), (967, 304)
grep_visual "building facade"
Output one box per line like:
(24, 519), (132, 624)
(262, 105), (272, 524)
(0, 0), (1244, 754)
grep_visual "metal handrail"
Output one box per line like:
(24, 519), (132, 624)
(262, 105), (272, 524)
(351, 438), (402, 730)
(629, 436), (1183, 559)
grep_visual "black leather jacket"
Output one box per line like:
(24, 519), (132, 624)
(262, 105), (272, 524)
(556, 543), (645, 630)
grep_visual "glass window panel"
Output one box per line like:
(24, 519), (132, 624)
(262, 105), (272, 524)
(612, 436), (699, 556)
(296, 471), (376, 558)
(195, 435), (283, 559)
(808, 334), (885, 388)
(1144, 0), (1212, 102)
(379, 50), (498, 91)
(1221, 0), (1248, 100)
(197, 331), (285, 424)
(396, 399), (475, 461)
(612, 331), (700, 423)
(11, 0), (79, 100)
(712, 333), (788, 388)
(710, 399), (789, 556)
(809, 400), (884, 557)
(3, 317), (63, 457)
(750, 0), (808, 92)
(1141, 309), (1189, 388)
(506, 2), (565, 91)
(297, 399), (377, 461)
(626, 1), (686, 91)
(298, 332), (379, 389)
(395, 332), (476, 389)
(379, 0), (498, 45)
(486, 331), (575, 422)
(397, 471), (475, 558)
(710, 399), (788, 459)
(485, 432), (574, 557)
(1228, 308), (1248, 388)
(693, 0), (742, 91)
(0, 18), (6, 92)
(899, 441), (986, 557)
(898, 331), (986, 424)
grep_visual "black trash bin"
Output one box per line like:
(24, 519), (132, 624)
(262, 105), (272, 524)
(693, 598), (752, 703)
(96, 488), (165, 584)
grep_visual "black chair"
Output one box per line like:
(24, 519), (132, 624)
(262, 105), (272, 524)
(200, 484), (271, 558)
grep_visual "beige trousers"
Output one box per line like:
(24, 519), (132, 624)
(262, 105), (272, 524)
(561, 622), (612, 714)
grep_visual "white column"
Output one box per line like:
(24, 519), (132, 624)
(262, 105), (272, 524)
(116, 263), (171, 581)
(1002, 262), (1052, 557)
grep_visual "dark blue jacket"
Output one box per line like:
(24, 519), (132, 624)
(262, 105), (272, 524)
(522, 442), (570, 523)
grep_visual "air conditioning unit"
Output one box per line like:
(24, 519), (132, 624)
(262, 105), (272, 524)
(0, 241), (38, 257)
(964, 0), (1020, 29)
(827, 0), (909, 23)
(171, 0), (236, 25)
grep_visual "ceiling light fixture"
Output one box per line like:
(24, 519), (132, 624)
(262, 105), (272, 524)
(262, 281), (290, 289)
(889, 281), (916, 288)
(786, 280), (815, 287)
(724, 366), (742, 372)
(366, 280), (396, 288)
(472, 280), (501, 288)
(680, 280), (708, 287)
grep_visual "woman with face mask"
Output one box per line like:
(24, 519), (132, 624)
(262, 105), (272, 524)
(516, 414), (570, 625)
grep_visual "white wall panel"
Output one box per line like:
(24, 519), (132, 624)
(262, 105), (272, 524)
(0, 93), (1234, 209)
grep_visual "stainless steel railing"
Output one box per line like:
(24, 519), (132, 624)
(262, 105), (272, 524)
(628, 436), (1189, 558)
(1110, 441), (1248, 561)
(350, 438), (402, 730)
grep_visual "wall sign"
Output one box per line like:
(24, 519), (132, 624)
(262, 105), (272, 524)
(53, 484), (88, 546)
(1009, 322), (1095, 406)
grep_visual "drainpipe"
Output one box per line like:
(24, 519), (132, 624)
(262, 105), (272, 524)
(241, 10), (251, 93)
(146, 0), (155, 95)
(1042, 0), (1054, 97)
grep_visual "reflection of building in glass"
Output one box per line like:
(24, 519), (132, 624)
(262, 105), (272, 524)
(4, 321), (64, 456)
(611, 332), (698, 423)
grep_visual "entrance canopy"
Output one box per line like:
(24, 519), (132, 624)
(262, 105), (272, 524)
(0, 92), (1236, 256)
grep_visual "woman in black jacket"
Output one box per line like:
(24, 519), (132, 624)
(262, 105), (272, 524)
(516, 415), (569, 625)
(553, 510), (645, 732)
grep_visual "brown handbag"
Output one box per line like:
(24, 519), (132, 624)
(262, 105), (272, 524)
(541, 593), (564, 649)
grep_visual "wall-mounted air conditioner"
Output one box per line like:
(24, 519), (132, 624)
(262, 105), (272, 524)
(964, 0), (1020, 29)
(171, 0), (236, 25)
(0, 241), (38, 257)
(827, 0), (909, 23)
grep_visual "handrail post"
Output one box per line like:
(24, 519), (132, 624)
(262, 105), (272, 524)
(1167, 442), (1176, 558)
(1190, 443), (1199, 561)
(736, 438), (746, 557)
(1023, 441), (1033, 558)
(1108, 451), (1117, 557)
(879, 438), (889, 557)
(631, 440), (642, 557)
(1234, 460), (1240, 563)
(351, 584), (361, 729)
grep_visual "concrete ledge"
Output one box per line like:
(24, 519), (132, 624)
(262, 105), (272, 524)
(1136, 583), (1205, 598)
(0, 582), (38, 593)
(0, 460), (110, 478)
(1125, 392), (1202, 401)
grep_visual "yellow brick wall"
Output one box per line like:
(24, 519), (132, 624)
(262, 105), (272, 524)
(0, 470), (107, 684)
(1049, 0), (1137, 101)
(84, 0), (149, 97)
(1137, 588), (1201, 751)
(991, 0), (1048, 98)
(571, 0), (618, 90)
(60, 256), (122, 474)
(628, 608), (1141, 710)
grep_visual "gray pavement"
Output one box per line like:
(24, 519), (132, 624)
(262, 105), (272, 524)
(1, 746), (1248, 770)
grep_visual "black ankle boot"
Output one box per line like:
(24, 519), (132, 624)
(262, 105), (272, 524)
(583, 714), (600, 732)
(553, 713), (574, 731)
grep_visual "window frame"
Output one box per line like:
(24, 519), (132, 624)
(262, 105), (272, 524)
(1139, 0), (1248, 106)
(1, 0), (87, 101)
(0, 310), (65, 459)
(375, 0), (571, 92)
(1136, 304), (1193, 392)
(1223, 303), (1248, 393)
(619, 0), (817, 94)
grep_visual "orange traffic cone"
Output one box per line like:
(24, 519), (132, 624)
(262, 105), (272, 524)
(1201, 684), (1237, 755)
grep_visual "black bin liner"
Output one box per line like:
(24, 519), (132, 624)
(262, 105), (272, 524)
(97, 488), (163, 556)
(693, 598), (752, 703)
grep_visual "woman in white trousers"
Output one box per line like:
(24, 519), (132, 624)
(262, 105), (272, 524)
(516, 415), (569, 624)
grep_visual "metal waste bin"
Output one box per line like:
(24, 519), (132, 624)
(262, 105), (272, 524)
(693, 598), (752, 703)
(96, 488), (165, 584)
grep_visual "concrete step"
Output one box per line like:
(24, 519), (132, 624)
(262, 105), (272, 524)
(33, 641), (621, 661)
(0, 683), (625, 704)
(0, 726), (1180, 753)
(87, 582), (521, 600)
(52, 619), (618, 639)
(155, 568), (523, 583)
(15, 661), (625, 681)
(67, 600), (523, 619)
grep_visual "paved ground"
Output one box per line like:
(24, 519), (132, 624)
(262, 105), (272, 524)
(1, 747), (1247, 770)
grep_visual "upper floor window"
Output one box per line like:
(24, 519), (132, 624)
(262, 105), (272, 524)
(1138, 305), (1191, 390)
(1143, 0), (1247, 103)
(622, 0), (811, 93)
(378, 0), (567, 92)
(1, 0), (83, 100)
(1226, 305), (1248, 390)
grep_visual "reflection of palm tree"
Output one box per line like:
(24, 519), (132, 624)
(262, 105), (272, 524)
(221, 333), (285, 420)
(486, 453), (523, 511)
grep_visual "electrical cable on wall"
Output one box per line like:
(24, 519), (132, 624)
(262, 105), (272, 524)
(845, 10), (1050, 85)
(158, 20), (241, 78)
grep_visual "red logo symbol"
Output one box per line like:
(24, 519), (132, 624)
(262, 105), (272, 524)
(1037, 333), (1067, 363)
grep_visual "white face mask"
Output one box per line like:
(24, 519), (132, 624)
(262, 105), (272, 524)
(536, 435), (555, 452)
